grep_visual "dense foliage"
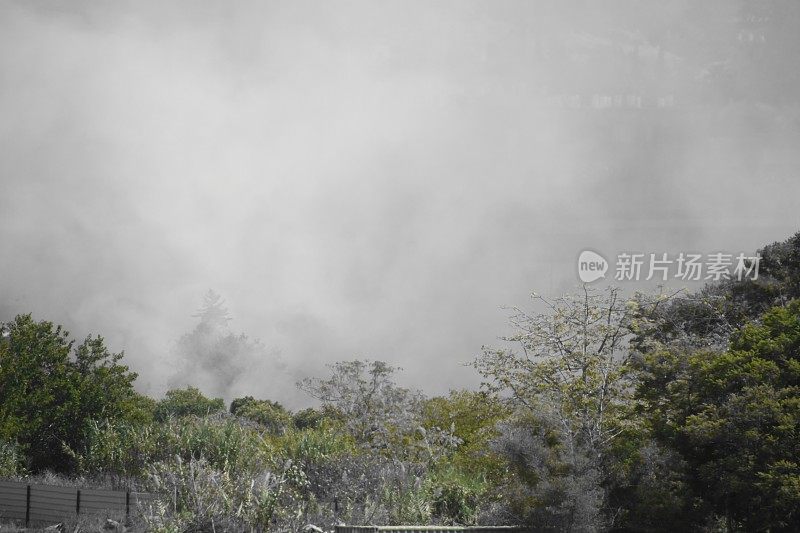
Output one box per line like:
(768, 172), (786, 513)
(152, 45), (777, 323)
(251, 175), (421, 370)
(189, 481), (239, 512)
(154, 386), (225, 422)
(1, 232), (800, 531)
(0, 315), (144, 472)
(637, 300), (800, 531)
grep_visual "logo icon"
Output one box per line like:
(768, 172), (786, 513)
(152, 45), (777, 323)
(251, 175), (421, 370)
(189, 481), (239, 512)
(578, 250), (608, 283)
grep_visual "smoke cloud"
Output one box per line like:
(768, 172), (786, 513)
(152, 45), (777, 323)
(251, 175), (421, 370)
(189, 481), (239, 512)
(2, 0), (799, 407)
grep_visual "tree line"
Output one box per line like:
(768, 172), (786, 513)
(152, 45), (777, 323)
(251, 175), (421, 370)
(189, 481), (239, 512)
(1, 232), (800, 532)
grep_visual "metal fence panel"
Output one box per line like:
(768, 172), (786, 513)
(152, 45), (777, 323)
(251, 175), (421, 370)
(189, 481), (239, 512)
(29, 485), (78, 523)
(0, 480), (153, 525)
(0, 481), (27, 520)
(80, 488), (127, 514)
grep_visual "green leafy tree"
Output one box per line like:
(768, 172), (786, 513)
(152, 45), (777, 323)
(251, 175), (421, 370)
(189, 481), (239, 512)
(637, 300), (800, 531)
(473, 287), (675, 529)
(154, 386), (225, 421)
(292, 407), (325, 430)
(230, 396), (292, 434)
(297, 360), (424, 449)
(474, 287), (671, 458)
(423, 390), (507, 448)
(0, 314), (140, 473)
(422, 390), (508, 479)
(298, 360), (459, 465)
(420, 391), (510, 525)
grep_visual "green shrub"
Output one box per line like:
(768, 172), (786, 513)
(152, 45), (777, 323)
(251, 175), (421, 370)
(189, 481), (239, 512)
(292, 407), (324, 430)
(231, 396), (293, 434)
(0, 315), (140, 473)
(154, 387), (225, 421)
(425, 468), (486, 525)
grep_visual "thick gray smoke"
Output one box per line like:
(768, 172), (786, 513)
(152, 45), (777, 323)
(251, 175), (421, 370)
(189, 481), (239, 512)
(2, 0), (799, 407)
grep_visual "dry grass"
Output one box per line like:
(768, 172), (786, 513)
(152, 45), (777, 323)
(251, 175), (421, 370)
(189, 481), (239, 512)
(0, 510), (146, 532)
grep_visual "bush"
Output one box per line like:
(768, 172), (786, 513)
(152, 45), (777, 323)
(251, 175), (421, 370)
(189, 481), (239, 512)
(425, 467), (487, 525)
(292, 407), (324, 430)
(154, 387), (225, 422)
(231, 396), (293, 434)
(0, 314), (141, 474)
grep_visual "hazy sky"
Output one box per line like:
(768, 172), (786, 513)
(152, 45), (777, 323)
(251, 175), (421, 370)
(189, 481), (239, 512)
(2, 0), (799, 406)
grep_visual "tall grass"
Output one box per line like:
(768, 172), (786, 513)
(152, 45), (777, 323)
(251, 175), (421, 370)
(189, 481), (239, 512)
(70, 414), (493, 530)
(80, 414), (276, 482)
(0, 441), (24, 477)
(142, 456), (306, 532)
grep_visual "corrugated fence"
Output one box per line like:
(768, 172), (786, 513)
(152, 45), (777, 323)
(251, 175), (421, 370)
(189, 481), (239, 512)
(334, 527), (537, 533)
(0, 480), (152, 526)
